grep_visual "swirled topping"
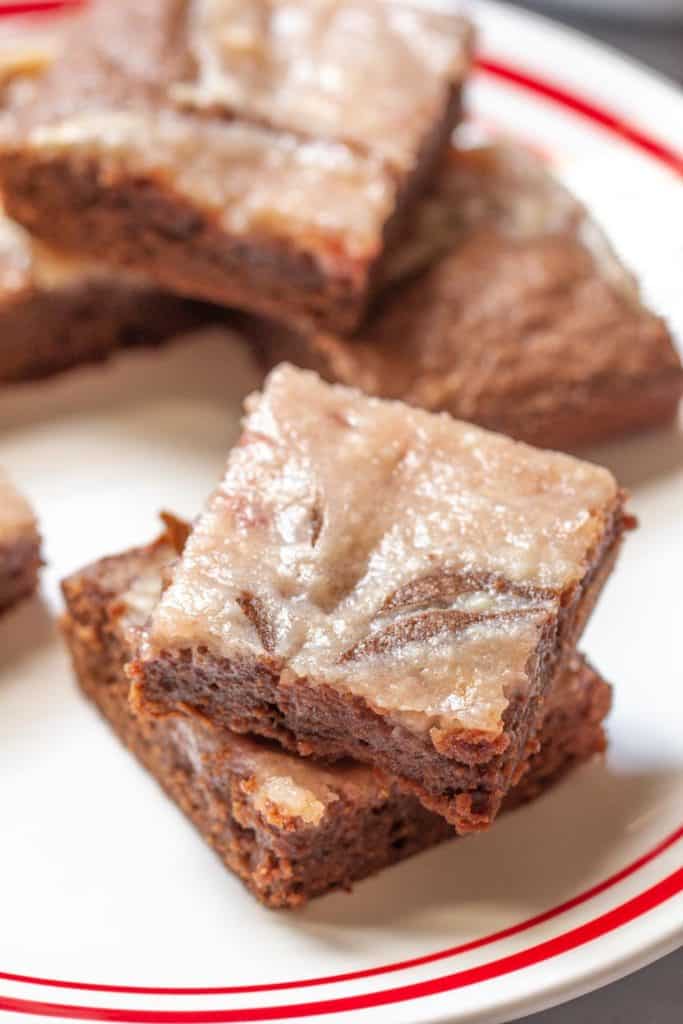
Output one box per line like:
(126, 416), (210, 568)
(172, 0), (472, 171)
(146, 366), (618, 738)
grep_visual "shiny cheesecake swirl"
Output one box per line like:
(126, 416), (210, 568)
(147, 366), (618, 739)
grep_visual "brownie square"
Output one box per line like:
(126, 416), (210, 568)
(0, 469), (41, 612)
(62, 520), (612, 908)
(0, 208), (208, 383)
(0, 0), (473, 334)
(130, 366), (629, 831)
(248, 143), (683, 449)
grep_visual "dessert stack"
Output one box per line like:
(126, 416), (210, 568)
(0, 0), (674, 907)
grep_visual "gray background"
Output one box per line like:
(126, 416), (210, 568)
(504, 3), (682, 1021)
(508, 1), (683, 83)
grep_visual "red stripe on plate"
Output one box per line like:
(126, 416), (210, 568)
(3, 825), (681, 996)
(0, 869), (681, 1021)
(0, 1), (81, 14)
(475, 56), (683, 176)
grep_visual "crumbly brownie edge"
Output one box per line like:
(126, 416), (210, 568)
(131, 500), (626, 832)
(0, 85), (465, 336)
(0, 534), (41, 613)
(0, 279), (208, 384)
(61, 546), (610, 907)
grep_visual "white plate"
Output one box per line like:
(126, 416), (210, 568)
(0, 2), (681, 1022)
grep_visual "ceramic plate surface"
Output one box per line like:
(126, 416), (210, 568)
(0, 2), (681, 1022)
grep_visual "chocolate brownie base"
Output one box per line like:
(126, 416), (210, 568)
(0, 534), (41, 613)
(61, 529), (611, 908)
(0, 1), (472, 334)
(248, 144), (683, 448)
(0, 272), (207, 384)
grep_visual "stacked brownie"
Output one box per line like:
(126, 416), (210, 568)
(0, 1), (645, 904)
(0, 469), (40, 613)
(63, 513), (611, 908)
(63, 365), (628, 903)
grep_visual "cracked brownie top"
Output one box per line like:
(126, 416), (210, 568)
(142, 366), (619, 739)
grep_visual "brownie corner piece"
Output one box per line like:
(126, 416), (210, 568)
(0, 470), (41, 612)
(62, 522), (611, 907)
(130, 365), (628, 831)
(0, 0), (473, 333)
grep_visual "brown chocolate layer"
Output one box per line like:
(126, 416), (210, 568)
(0, 272), (208, 384)
(0, 534), (41, 613)
(61, 528), (611, 908)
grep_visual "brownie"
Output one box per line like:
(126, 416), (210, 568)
(0, 469), (41, 612)
(61, 520), (612, 908)
(248, 144), (683, 449)
(0, 207), (211, 383)
(0, 208), (211, 382)
(0, 38), (208, 384)
(0, 0), (473, 334)
(129, 366), (629, 831)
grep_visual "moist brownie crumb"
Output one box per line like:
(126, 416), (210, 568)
(246, 143), (683, 450)
(61, 520), (612, 907)
(0, 469), (41, 612)
(129, 365), (630, 831)
(0, 0), (473, 334)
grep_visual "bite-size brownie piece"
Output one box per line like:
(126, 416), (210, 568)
(130, 366), (629, 831)
(0, 469), (41, 612)
(249, 143), (683, 449)
(62, 519), (612, 908)
(0, 0), (473, 334)
(0, 209), (207, 383)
